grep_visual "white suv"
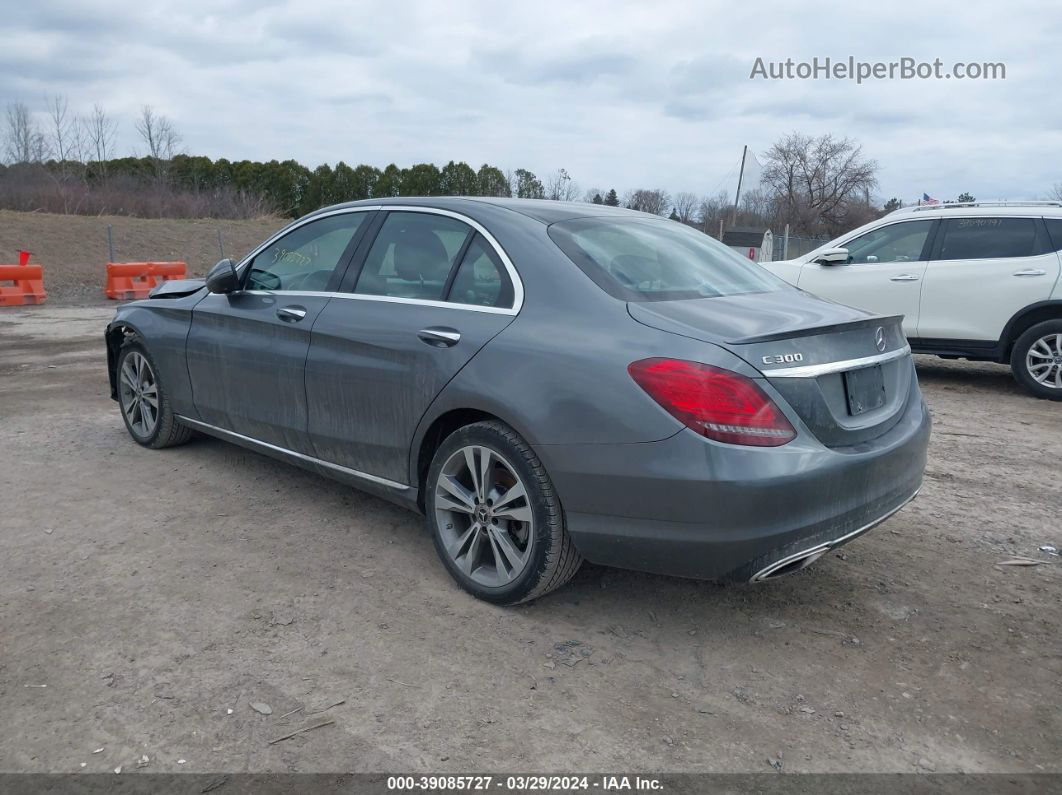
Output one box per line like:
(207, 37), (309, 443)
(765, 202), (1062, 400)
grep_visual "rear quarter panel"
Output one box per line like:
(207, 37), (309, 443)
(408, 293), (767, 483)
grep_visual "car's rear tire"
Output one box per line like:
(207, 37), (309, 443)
(425, 420), (582, 605)
(1010, 319), (1062, 400)
(116, 339), (194, 448)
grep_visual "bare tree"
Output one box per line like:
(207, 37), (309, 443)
(624, 188), (671, 216)
(135, 105), (182, 161)
(545, 168), (579, 201)
(68, 116), (88, 164)
(761, 132), (878, 236)
(696, 191), (730, 235)
(673, 191), (698, 224)
(47, 94), (75, 163)
(83, 103), (118, 174)
(1051, 183), (1062, 202)
(4, 102), (48, 164)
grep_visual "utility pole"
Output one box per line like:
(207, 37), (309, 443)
(732, 144), (747, 225)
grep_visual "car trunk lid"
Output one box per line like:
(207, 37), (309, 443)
(628, 290), (913, 448)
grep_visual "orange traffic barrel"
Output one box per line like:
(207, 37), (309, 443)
(0, 251), (46, 306)
(105, 261), (187, 300)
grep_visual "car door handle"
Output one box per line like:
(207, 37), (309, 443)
(276, 306), (307, 322)
(418, 327), (461, 347)
(890, 274), (920, 281)
(1013, 268), (1047, 277)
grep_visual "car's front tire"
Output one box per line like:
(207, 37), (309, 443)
(1010, 320), (1062, 400)
(425, 420), (582, 605)
(116, 339), (194, 448)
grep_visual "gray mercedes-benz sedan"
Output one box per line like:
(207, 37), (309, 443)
(105, 198), (930, 604)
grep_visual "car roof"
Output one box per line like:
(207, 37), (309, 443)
(885, 201), (1062, 219)
(304, 196), (660, 225)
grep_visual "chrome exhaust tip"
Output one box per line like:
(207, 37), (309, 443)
(750, 544), (830, 583)
(749, 488), (922, 584)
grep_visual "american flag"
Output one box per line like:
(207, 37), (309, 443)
(922, 193), (941, 206)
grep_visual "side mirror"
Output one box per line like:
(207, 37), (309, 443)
(814, 247), (850, 265)
(205, 258), (239, 294)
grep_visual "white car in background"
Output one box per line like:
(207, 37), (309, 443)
(764, 202), (1062, 399)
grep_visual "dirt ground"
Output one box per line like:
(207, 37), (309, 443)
(0, 303), (1060, 777)
(0, 210), (284, 304)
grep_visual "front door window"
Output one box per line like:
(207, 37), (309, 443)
(246, 212), (369, 292)
(843, 220), (934, 264)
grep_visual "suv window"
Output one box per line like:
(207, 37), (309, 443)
(938, 217), (1038, 260)
(842, 220), (933, 264)
(354, 212), (471, 300)
(548, 217), (784, 302)
(447, 234), (514, 308)
(246, 212), (367, 291)
(1043, 218), (1062, 251)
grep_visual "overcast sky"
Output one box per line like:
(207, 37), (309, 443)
(3, 0), (1059, 205)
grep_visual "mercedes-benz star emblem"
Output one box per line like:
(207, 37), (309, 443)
(874, 327), (887, 352)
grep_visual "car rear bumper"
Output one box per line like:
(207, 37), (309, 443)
(535, 386), (930, 582)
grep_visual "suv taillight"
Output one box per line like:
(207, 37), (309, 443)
(628, 358), (796, 447)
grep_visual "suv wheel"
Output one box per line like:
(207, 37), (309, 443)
(425, 420), (582, 605)
(1011, 319), (1062, 400)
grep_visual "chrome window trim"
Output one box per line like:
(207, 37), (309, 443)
(236, 204), (523, 316)
(762, 344), (911, 378)
(241, 289), (518, 316)
(175, 415), (409, 490)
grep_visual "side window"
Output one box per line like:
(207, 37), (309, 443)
(354, 212), (471, 300)
(938, 217), (1038, 260)
(447, 234), (514, 308)
(246, 212), (367, 291)
(842, 220), (933, 265)
(1043, 219), (1062, 252)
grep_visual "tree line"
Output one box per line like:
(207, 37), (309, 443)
(3, 96), (952, 240)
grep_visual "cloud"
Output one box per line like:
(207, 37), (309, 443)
(0, 0), (1058, 203)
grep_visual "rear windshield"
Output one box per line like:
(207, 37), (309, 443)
(548, 217), (786, 301)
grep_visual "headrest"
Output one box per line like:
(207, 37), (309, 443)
(394, 227), (450, 282)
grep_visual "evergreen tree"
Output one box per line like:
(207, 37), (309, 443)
(439, 160), (478, 195)
(477, 164), (511, 197)
(513, 168), (545, 199)
(376, 164), (403, 197)
(604, 188), (619, 206)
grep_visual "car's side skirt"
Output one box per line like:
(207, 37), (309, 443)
(174, 415), (417, 508)
(909, 337), (1005, 362)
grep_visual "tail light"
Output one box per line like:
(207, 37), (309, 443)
(628, 358), (796, 447)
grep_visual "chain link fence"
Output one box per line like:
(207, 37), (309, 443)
(771, 234), (830, 261)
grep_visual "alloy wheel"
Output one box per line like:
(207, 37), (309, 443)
(119, 351), (160, 437)
(1026, 333), (1062, 389)
(434, 445), (534, 587)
